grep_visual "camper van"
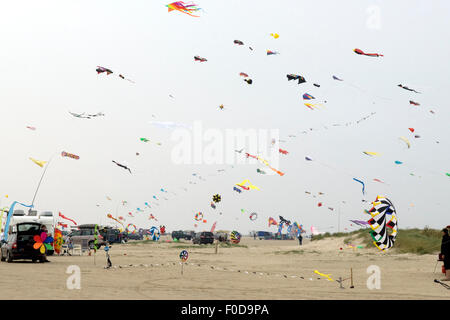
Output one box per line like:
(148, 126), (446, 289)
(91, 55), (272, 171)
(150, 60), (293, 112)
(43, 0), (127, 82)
(7, 209), (55, 255)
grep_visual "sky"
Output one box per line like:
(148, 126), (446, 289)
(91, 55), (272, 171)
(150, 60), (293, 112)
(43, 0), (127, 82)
(0, 0), (449, 235)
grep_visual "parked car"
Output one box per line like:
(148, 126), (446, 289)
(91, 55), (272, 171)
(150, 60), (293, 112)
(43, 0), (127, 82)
(1, 222), (47, 263)
(99, 227), (126, 244)
(68, 224), (106, 249)
(214, 232), (228, 242)
(171, 230), (184, 240)
(256, 231), (273, 240)
(192, 232), (215, 245)
(127, 232), (143, 240)
(183, 230), (195, 240)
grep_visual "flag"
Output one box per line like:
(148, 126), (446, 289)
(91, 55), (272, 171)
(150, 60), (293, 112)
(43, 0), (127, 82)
(210, 221), (217, 233)
(268, 217), (278, 227)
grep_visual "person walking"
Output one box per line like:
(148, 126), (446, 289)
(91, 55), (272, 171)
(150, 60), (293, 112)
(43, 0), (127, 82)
(441, 228), (450, 281)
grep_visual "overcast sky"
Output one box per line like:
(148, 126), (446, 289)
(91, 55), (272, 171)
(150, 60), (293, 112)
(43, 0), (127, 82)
(0, 0), (449, 234)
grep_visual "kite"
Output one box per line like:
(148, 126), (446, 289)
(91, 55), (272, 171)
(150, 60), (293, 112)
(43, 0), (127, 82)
(61, 151), (80, 160)
(149, 214), (158, 221)
(353, 48), (384, 57)
(210, 202), (216, 209)
(373, 179), (385, 184)
(332, 75), (343, 81)
(353, 178), (366, 195)
(287, 74), (306, 84)
(96, 66), (113, 75)
(279, 216), (291, 226)
(233, 186), (242, 193)
(68, 111), (92, 119)
(304, 103), (321, 110)
(230, 231), (241, 244)
(268, 217), (278, 227)
(249, 213), (257, 221)
(112, 160), (131, 174)
(398, 84), (420, 93)
(194, 212), (204, 221)
(313, 83), (321, 87)
(270, 33), (279, 39)
(303, 93), (315, 100)
(126, 224), (137, 234)
(256, 168), (266, 174)
(245, 153), (284, 176)
(180, 250), (189, 262)
(234, 40), (244, 45)
(446, 173), (450, 177)
(266, 50), (279, 55)
(87, 112), (105, 118)
(149, 226), (160, 241)
(363, 151), (381, 156)
(236, 179), (260, 190)
(140, 138), (149, 142)
(29, 157), (47, 168)
(394, 161), (403, 165)
(305, 157), (313, 161)
(239, 72), (249, 78)
(194, 56), (207, 62)
(53, 228), (63, 254)
(399, 136), (411, 149)
(166, 2), (201, 17)
(244, 79), (253, 84)
(318, 202), (323, 207)
(33, 232), (53, 254)
(408, 128), (415, 133)
(212, 194), (221, 203)
(314, 270), (334, 281)
(153, 195), (159, 200)
(409, 100), (420, 106)
(210, 222), (217, 233)
(59, 212), (77, 225)
(219, 104), (224, 110)
(279, 148), (288, 155)
(26, 126), (36, 130)
(366, 195), (398, 251)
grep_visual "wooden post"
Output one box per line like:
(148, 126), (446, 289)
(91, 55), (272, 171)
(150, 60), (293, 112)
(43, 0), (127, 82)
(350, 268), (354, 288)
(215, 240), (219, 254)
(181, 262), (184, 275)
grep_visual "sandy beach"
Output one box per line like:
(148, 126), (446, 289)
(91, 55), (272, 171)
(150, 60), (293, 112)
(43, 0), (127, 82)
(0, 236), (448, 300)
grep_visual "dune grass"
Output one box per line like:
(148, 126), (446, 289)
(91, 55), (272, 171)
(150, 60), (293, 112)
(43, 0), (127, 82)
(275, 249), (304, 255)
(311, 227), (443, 255)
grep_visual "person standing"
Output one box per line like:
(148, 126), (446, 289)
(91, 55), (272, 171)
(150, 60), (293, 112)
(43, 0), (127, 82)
(297, 233), (303, 246)
(441, 228), (450, 281)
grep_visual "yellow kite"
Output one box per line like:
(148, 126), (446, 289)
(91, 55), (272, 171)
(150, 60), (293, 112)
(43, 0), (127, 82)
(29, 157), (47, 168)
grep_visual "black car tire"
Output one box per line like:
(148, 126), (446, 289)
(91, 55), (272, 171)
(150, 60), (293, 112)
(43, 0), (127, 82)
(32, 258), (38, 263)
(0, 252), (5, 262)
(88, 241), (95, 250)
(6, 250), (13, 263)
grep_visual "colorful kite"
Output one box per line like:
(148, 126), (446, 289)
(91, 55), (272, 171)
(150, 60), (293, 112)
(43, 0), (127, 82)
(149, 226), (160, 241)
(26, 126), (36, 130)
(180, 250), (189, 262)
(194, 212), (204, 221)
(53, 228), (63, 254)
(126, 224), (137, 234)
(239, 72), (249, 78)
(194, 56), (207, 62)
(233, 186), (242, 193)
(303, 93), (315, 100)
(230, 231), (241, 244)
(245, 153), (284, 176)
(59, 212), (77, 225)
(353, 48), (384, 57)
(314, 270), (334, 281)
(268, 217), (278, 227)
(409, 100), (420, 106)
(399, 136), (411, 149)
(140, 138), (149, 142)
(366, 195), (398, 251)
(394, 161), (403, 165)
(353, 178), (366, 195)
(256, 168), (266, 174)
(249, 213), (257, 221)
(270, 33), (279, 39)
(29, 157), (47, 168)
(287, 74), (306, 84)
(363, 151), (381, 156)
(166, 2), (201, 17)
(61, 151), (80, 160)
(212, 194), (221, 203)
(33, 232), (53, 254)
(266, 50), (279, 55)
(236, 179), (260, 190)
(234, 40), (244, 45)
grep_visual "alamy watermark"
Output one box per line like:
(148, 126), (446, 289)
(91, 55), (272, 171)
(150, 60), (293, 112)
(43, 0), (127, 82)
(366, 265), (381, 290)
(66, 265), (81, 290)
(170, 121), (281, 174)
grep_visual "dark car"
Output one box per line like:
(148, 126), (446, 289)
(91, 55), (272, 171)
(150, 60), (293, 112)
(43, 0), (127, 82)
(172, 230), (184, 240)
(257, 231), (273, 240)
(1, 222), (47, 263)
(99, 227), (126, 244)
(127, 232), (143, 240)
(192, 232), (215, 245)
(183, 231), (195, 240)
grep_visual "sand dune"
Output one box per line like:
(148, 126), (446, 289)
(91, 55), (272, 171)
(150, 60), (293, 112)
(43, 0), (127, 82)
(0, 236), (448, 299)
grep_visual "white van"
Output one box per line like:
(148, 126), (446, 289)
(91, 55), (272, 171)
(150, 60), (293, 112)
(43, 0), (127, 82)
(8, 209), (55, 255)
